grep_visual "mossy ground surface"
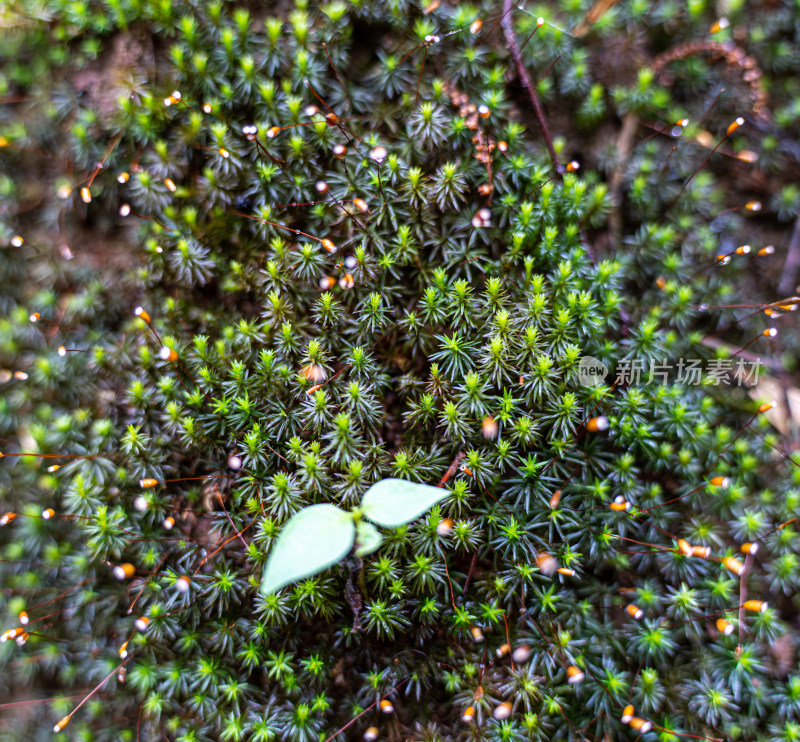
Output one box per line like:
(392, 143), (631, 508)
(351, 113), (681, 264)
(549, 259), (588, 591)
(1, 1), (800, 740)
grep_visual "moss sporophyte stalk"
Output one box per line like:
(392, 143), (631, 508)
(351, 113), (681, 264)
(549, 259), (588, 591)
(2, 0), (800, 740)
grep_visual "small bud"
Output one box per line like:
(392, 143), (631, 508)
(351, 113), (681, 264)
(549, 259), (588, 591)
(80, 187), (92, 203)
(710, 17), (730, 33)
(741, 542), (759, 555)
(53, 716), (71, 733)
(723, 556), (745, 576)
(727, 117), (745, 135)
(379, 699), (393, 714)
(626, 604), (643, 620)
(139, 478), (158, 489)
(470, 626), (485, 643)
(369, 146), (388, 163)
(710, 476), (730, 487)
(610, 496), (631, 512)
(511, 645), (531, 663)
(363, 728), (379, 742)
(493, 702), (512, 720)
(743, 599), (767, 613)
(586, 415), (609, 433)
(321, 238), (337, 254)
(481, 416), (498, 439)
(536, 553), (557, 576)
(470, 19), (482, 34)
(716, 618), (734, 636)
(461, 705), (476, 723)
(135, 615), (150, 632)
(621, 705), (634, 724)
(163, 516), (175, 530)
(134, 306), (151, 324)
(629, 717), (653, 733)
(159, 346), (178, 362)
(566, 665), (585, 683)
(496, 643), (511, 658)
(436, 518), (453, 536)
(41, 508), (55, 520)
(113, 563), (136, 580)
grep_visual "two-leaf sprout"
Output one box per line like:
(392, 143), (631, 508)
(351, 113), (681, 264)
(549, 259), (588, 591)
(260, 478), (449, 594)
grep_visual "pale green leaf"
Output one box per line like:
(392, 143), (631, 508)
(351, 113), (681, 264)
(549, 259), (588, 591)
(361, 478), (449, 528)
(260, 504), (355, 594)
(354, 520), (383, 556)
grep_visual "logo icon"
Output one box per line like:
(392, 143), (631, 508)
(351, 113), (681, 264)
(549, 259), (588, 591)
(577, 355), (609, 387)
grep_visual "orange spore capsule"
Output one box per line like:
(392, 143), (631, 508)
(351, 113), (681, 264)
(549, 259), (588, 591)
(497, 141), (508, 152)
(757, 245), (774, 256)
(134, 306), (151, 324)
(41, 508), (55, 520)
(339, 273), (355, 290)
(727, 117), (745, 135)
(743, 599), (768, 612)
(716, 618), (734, 636)
(461, 705), (476, 723)
(626, 604), (643, 620)
(19, 611), (29, 625)
(436, 518), (453, 536)
(139, 478), (158, 489)
(379, 699), (393, 714)
(536, 553), (557, 575)
(557, 567), (575, 576)
(723, 556), (745, 576)
(113, 563), (136, 580)
(119, 640), (129, 658)
(758, 401), (776, 413)
(321, 238), (337, 254)
(80, 187), (92, 203)
(586, 415), (609, 433)
(710, 476), (730, 487)
(163, 516), (175, 530)
(493, 702), (512, 720)
(481, 416), (499, 439)
(566, 665), (585, 683)
(691, 545), (711, 558)
(629, 717), (653, 733)
(610, 496), (631, 512)
(741, 542), (759, 555)
(159, 346), (178, 363)
(470, 626), (485, 643)
(470, 19), (482, 34)
(656, 276), (666, 290)
(1, 512), (18, 526)
(135, 615), (150, 632)
(53, 715), (71, 733)
(549, 489), (562, 508)
(763, 327), (778, 337)
(325, 112), (339, 126)
(164, 178), (177, 192)
(621, 705), (634, 723)
(496, 642), (511, 658)
(677, 539), (693, 556)
(710, 17), (729, 33)
(735, 245), (751, 255)
(363, 728), (379, 741)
